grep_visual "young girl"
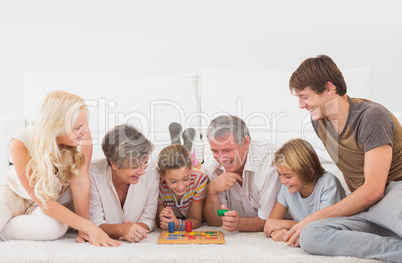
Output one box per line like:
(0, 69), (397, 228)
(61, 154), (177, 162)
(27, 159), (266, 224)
(157, 144), (209, 231)
(264, 138), (345, 242)
(0, 90), (120, 247)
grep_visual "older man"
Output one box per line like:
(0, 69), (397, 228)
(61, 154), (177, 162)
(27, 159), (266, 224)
(202, 115), (281, 232)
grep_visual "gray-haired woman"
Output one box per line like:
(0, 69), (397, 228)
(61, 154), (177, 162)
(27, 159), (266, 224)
(89, 124), (159, 243)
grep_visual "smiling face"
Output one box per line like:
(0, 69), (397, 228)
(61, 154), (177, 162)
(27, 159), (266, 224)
(276, 165), (304, 193)
(209, 133), (250, 174)
(56, 109), (88, 146)
(112, 156), (149, 186)
(276, 165), (314, 198)
(294, 86), (339, 122)
(162, 167), (191, 198)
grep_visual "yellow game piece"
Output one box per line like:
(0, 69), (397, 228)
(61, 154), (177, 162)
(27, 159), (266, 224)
(189, 231), (196, 235)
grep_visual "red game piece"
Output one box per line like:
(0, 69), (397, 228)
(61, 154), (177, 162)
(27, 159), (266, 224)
(185, 221), (192, 232)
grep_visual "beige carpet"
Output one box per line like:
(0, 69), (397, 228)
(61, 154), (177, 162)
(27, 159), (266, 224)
(0, 224), (385, 263)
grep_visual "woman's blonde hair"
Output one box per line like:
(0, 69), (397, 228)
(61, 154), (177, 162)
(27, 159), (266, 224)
(157, 144), (192, 175)
(273, 138), (324, 186)
(27, 90), (86, 208)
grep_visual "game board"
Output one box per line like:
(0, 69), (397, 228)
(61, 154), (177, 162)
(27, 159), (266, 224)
(158, 231), (225, 244)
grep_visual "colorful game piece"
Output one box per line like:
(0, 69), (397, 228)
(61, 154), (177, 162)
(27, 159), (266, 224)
(185, 221), (192, 232)
(168, 222), (175, 233)
(166, 236), (180, 240)
(217, 209), (228, 216)
(159, 230), (225, 244)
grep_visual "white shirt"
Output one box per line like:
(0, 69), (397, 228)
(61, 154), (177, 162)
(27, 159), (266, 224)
(89, 158), (159, 231)
(202, 141), (281, 220)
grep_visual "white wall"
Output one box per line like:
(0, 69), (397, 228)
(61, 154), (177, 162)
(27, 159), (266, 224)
(1, 0), (401, 114)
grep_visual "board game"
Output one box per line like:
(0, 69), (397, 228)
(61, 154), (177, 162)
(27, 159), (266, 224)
(158, 231), (225, 244)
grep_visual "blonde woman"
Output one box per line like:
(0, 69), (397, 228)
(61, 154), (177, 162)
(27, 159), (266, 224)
(0, 90), (120, 247)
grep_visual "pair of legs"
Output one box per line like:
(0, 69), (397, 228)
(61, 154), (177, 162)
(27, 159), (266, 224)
(169, 122), (197, 166)
(300, 181), (402, 262)
(0, 185), (68, 241)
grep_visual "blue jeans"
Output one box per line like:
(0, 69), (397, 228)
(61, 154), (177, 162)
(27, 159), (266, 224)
(300, 181), (402, 262)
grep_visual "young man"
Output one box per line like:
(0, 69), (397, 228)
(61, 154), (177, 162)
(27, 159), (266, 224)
(202, 115), (281, 232)
(286, 55), (402, 262)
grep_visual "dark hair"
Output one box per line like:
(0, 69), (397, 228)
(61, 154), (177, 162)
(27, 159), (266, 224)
(157, 144), (192, 175)
(289, 55), (347, 96)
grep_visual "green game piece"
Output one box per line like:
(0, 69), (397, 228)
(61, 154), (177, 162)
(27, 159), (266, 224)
(217, 209), (228, 216)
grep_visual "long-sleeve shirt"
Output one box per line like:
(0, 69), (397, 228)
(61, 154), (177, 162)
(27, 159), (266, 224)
(89, 158), (159, 231)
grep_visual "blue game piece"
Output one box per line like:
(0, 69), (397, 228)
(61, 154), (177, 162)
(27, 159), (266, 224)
(168, 222), (175, 233)
(166, 237), (180, 240)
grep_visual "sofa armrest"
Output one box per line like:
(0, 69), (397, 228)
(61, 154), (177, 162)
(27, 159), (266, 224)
(0, 116), (25, 181)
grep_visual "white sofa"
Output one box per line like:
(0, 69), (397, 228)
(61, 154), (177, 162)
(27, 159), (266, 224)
(1, 67), (396, 194)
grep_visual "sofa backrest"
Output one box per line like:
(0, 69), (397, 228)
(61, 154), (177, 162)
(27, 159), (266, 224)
(198, 67), (374, 176)
(20, 68), (374, 171)
(23, 72), (199, 161)
(199, 69), (306, 141)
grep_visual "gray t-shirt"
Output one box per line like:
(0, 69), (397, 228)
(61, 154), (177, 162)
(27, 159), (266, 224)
(277, 171), (346, 222)
(312, 97), (402, 190)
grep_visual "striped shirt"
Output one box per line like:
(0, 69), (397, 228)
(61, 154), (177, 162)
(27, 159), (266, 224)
(158, 169), (209, 219)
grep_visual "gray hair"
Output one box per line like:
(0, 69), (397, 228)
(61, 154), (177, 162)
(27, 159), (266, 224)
(102, 124), (154, 169)
(206, 115), (250, 146)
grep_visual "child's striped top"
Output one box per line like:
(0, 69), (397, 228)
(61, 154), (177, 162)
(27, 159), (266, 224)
(158, 169), (209, 219)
